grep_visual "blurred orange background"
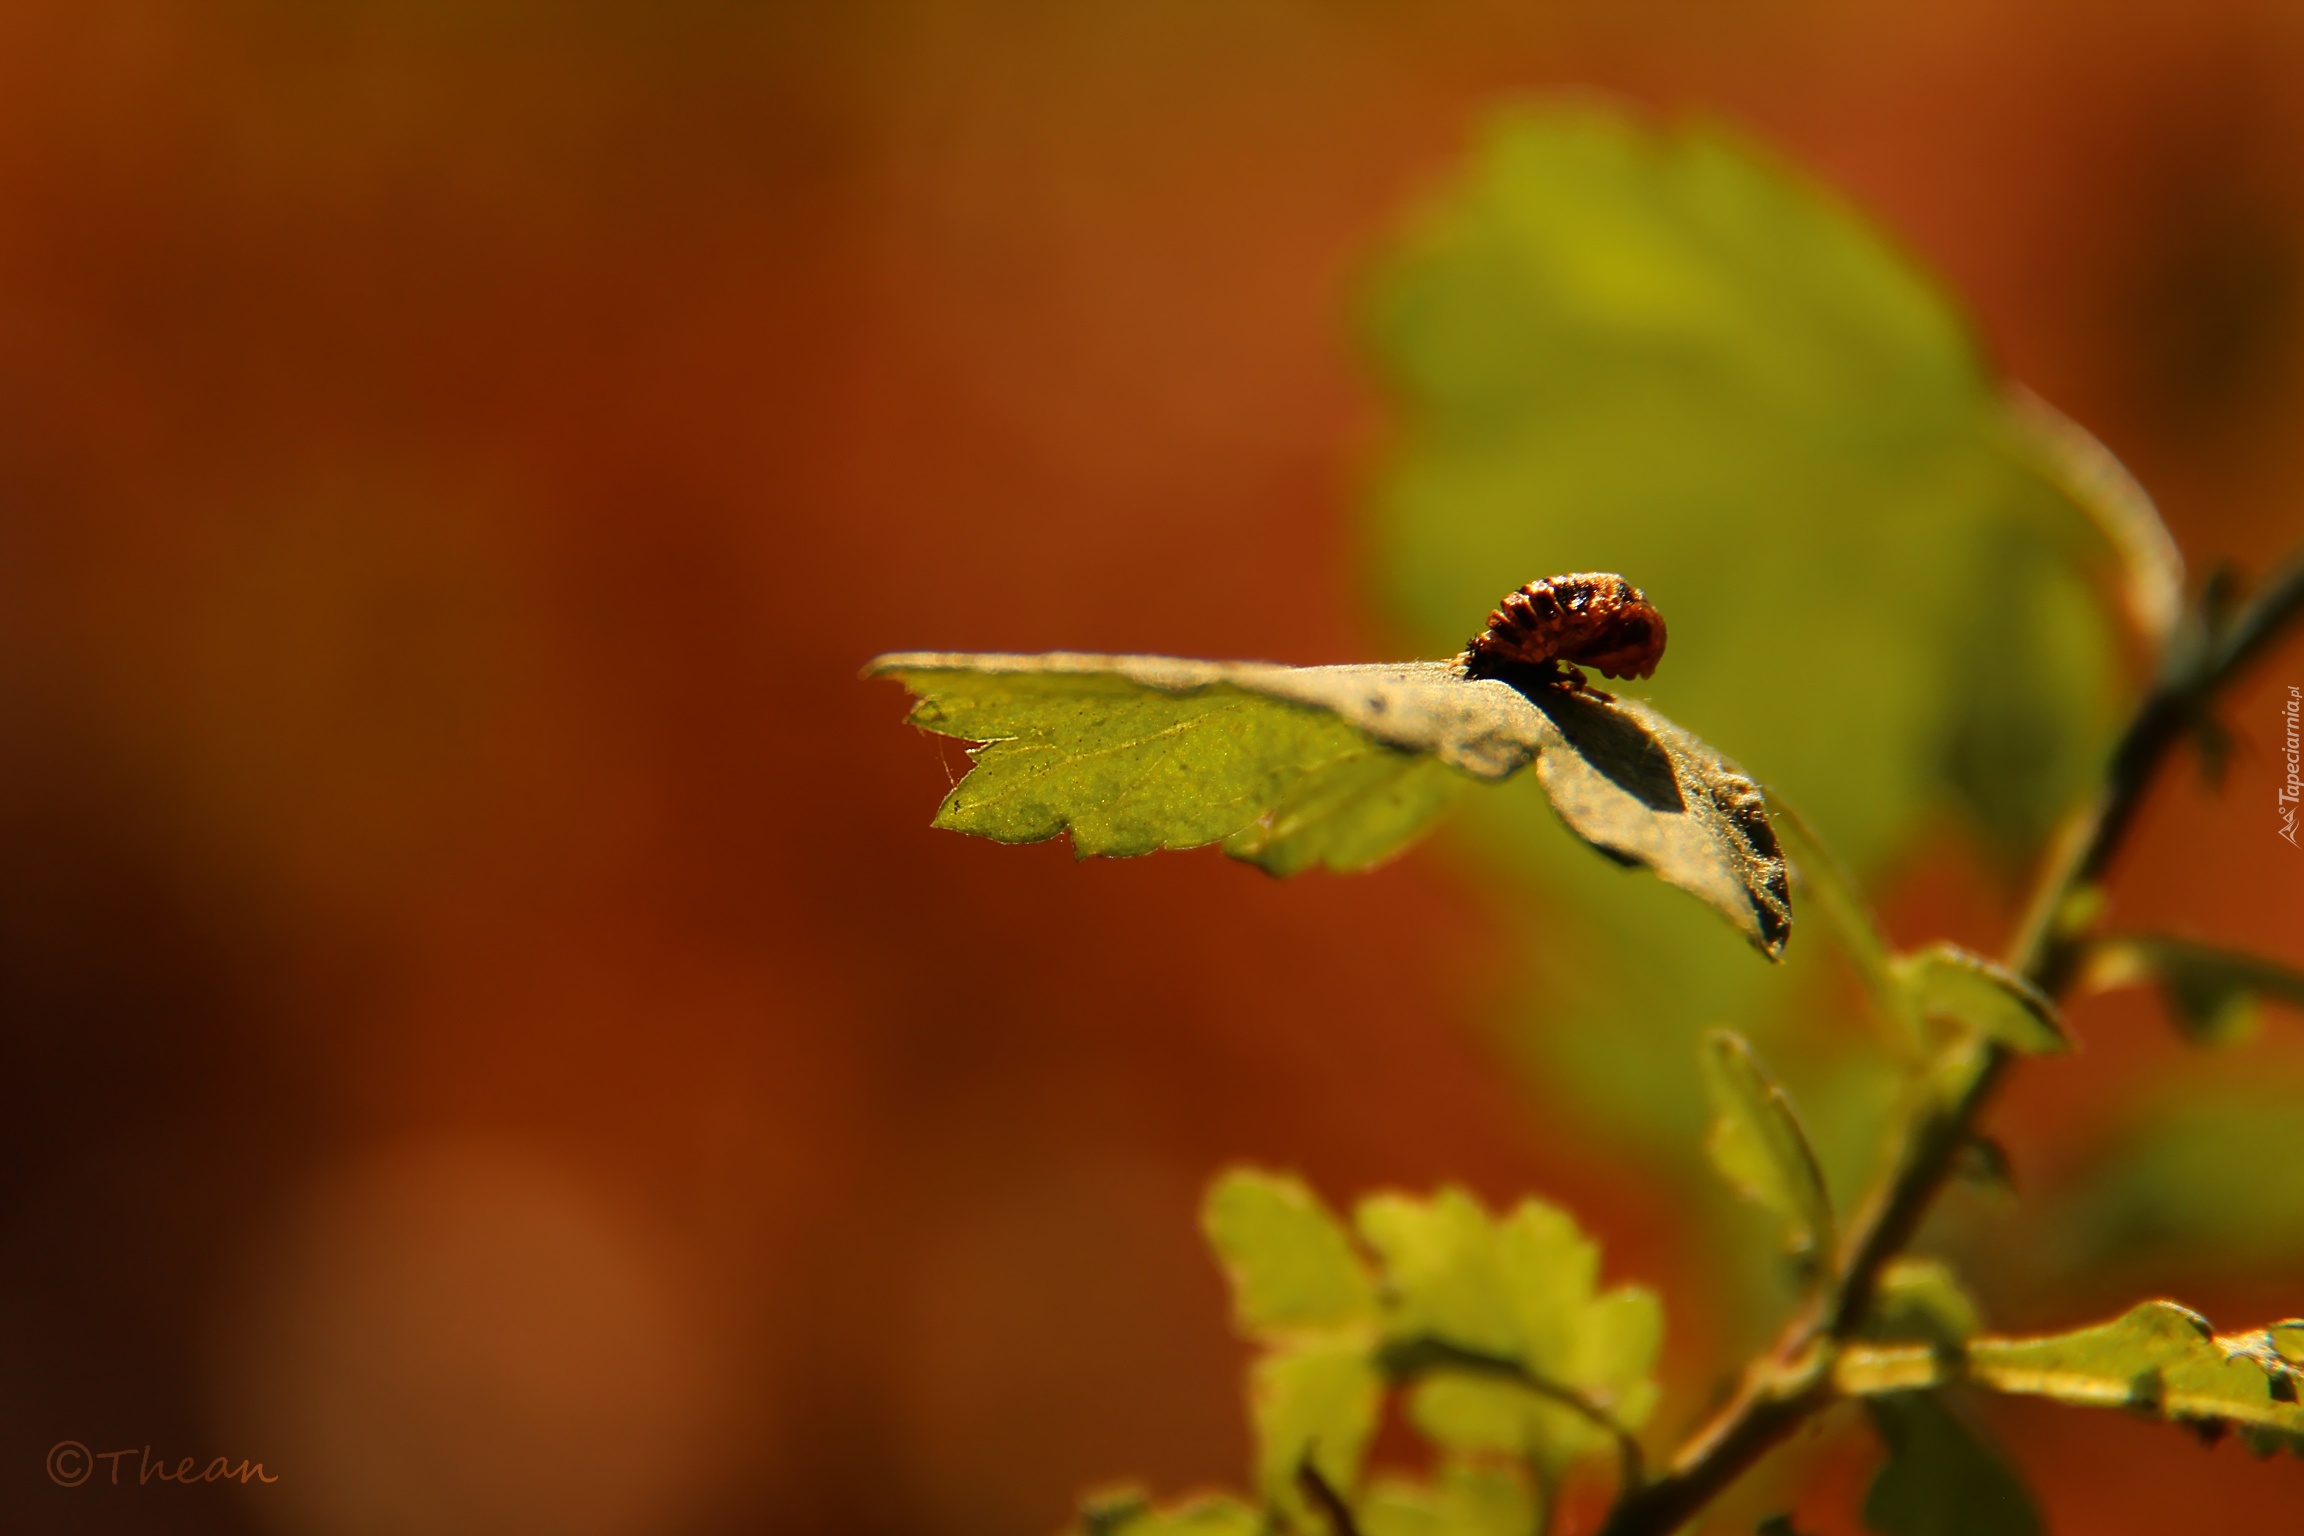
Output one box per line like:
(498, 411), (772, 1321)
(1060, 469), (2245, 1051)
(2, 2), (2301, 1533)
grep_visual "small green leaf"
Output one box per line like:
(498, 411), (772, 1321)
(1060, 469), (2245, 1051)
(1965, 1302), (2304, 1452)
(1862, 1392), (2043, 1536)
(1892, 943), (2070, 1053)
(1354, 1187), (1660, 1475)
(1701, 1029), (1837, 1259)
(1077, 1492), (1264, 1536)
(1357, 1187), (1523, 1358)
(1251, 1340), (1383, 1517)
(1866, 1257), (1983, 1346)
(1358, 1466), (1537, 1536)
(870, 652), (1792, 954)
(1203, 1169), (1378, 1338)
(1999, 387), (2184, 648)
(2082, 934), (2304, 1047)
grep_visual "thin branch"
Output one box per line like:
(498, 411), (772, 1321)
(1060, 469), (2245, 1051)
(1294, 1458), (1364, 1536)
(1595, 546), (2304, 1536)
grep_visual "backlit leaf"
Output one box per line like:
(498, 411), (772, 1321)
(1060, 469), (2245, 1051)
(1892, 944), (2069, 1054)
(1701, 1029), (1836, 1259)
(1838, 1303), (2304, 1455)
(1966, 1302), (2304, 1452)
(1079, 1492), (1262, 1536)
(1365, 99), (2124, 1153)
(1358, 1466), (1536, 1536)
(871, 652), (1790, 951)
(1203, 1169), (1378, 1339)
(1251, 1341), (1383, 1518)
(1866, 1257), (1984, 1346)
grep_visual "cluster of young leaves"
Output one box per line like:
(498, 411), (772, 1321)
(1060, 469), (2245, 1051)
(1077, 1170), (1661, 1536)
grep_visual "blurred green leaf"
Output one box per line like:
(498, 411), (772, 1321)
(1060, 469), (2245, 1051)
(1862, 1393), (2042, 1536)
(871, 652), (1792, 950)
(1967, 1303), (2304, 1452)
(1893, 944), (2069, 1054)
(1364, 99), (2124, 1147)
(1866, 1257), (1983, 1346)
(1358, 1466), (1536, 1536)
(1251, 1341), (1384, 1517)
(1702, 1029), (1836, 1260)
(1838, 1303), (2304, 1454)
(1356, 1188), (1523, 1356)
(1355, 1187), (1660, 1473)
(2047, 1089), (2304, 1281)
(1204, 1169), (1379, 1338)
(2000, 387), (2184, 648)
(2082, 934), (2304, 1047)
(1080, 1492), (1263, 1536)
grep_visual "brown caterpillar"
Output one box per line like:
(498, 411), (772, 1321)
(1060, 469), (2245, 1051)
(1460, 572), (1667, 688)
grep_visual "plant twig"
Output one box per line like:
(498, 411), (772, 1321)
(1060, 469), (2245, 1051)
(1595, 549), (2304, 1536)
(1295, 1457), (1364, 1536)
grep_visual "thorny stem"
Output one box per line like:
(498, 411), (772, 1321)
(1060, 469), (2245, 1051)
(1595, 549), (2304, 1536)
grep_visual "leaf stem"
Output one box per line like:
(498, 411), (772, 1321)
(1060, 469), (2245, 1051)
(1383, 1337), (1648, 1497)
(1295, 1458), (1365, 1536)
(1594, 547), (2304, 1536)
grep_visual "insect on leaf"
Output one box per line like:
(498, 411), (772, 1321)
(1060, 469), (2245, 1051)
(1861, 1392), (2043, 1536)
(869, 652), (1791, 955)
(1701, 1029), (1836, 1260)
(1892, 943), (2070, 1054)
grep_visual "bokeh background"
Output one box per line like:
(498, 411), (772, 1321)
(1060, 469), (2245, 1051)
(2, 2), (2302, 1533)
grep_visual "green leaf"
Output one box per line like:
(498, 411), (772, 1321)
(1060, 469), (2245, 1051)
(1892, 943), (2069, 1054)
(1701, 1029), (1836, 1259)
(1358, 1466), (1536, 1536)
(2046, 1090), (2304, 1278)
(1251, 1340), (1384, 1517)
(2082, 934), (2304, 1047)
(1353, 1187), (1660, 1473)
(871, 651), (1791, 952)
(1357, 1187), (1524, 1357)
(1866, 1257), (1983, 1346)
(2000, 387), (2184, 648)
(1966, 1303), (2304, 1451)
(1862, 1393), (2043, 1536)
(1837, 1303), (2304, 1454)
(1203, 1169), (1378, 1338)
(1078, 1491), (1263, 1536)
(1364, 99), (2124, 1152)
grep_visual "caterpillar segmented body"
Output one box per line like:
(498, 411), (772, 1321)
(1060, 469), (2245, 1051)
(1461, 573), (1667, 685)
